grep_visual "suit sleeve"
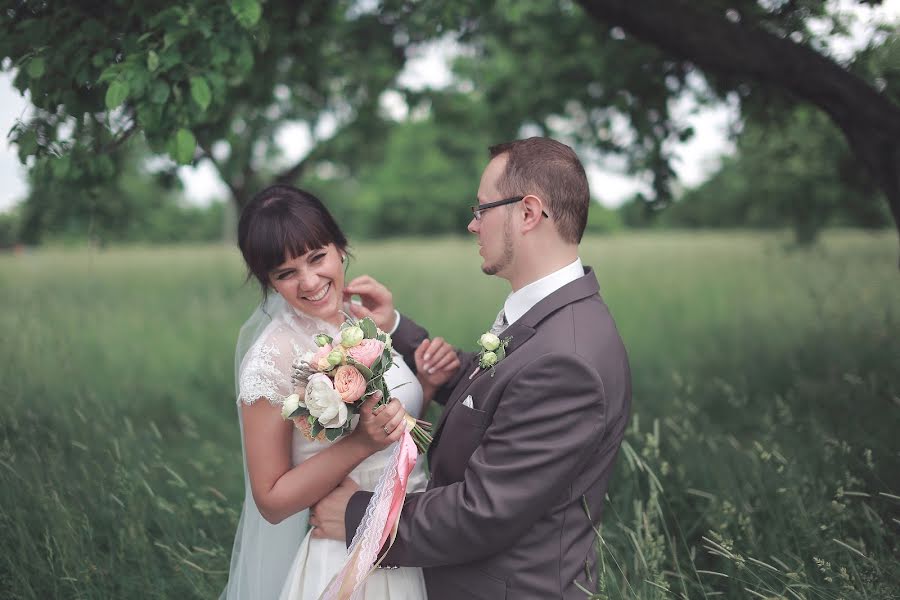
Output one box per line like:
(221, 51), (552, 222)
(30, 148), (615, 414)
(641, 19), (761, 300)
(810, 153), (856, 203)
(390, 313), (476, 406)
(345, 352), (606, 566)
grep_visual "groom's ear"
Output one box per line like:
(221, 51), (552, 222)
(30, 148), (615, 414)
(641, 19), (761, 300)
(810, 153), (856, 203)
(520, 194), (546, 233)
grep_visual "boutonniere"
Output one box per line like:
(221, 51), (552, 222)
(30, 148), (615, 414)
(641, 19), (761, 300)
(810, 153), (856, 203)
(470, 332), (512, 379)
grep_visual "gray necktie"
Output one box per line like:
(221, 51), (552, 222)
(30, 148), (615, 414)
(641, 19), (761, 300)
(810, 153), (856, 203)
(489, 308), (508, 336)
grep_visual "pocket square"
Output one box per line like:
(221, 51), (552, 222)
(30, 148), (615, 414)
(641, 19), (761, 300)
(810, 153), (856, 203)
(462, 395), (474, 408)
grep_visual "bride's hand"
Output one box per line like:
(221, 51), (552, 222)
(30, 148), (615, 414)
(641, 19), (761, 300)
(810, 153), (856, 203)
(348, 391), (407, 454)
(415, 337), (461, 397)
(343, 275), (397, 332)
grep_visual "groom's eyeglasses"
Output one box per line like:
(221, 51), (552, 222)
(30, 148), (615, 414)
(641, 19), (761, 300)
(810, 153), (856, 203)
(470, 196), (550, 221)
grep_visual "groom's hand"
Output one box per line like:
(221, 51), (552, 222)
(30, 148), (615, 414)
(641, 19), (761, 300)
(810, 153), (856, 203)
(343, 275), (397, 332)
(309, 477), (360, 541)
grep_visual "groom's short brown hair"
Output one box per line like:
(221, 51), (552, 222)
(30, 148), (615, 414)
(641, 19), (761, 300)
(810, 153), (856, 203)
(489, 137), (590, 244)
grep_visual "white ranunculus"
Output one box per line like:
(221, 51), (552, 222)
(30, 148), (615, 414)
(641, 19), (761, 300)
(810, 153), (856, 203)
(479, 333), (501, 351)
(281, 393), (302, 419)
(304, 373), (349, 428)
(480, 351), (498, 368)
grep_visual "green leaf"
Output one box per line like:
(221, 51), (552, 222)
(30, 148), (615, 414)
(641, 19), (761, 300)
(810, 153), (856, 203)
(231, 0), (262, 28)
(190, 76), (211, 111)
(211, 44), (231, 65)
(16, 130), (38, 162)
(27, 57), (45, 79)
(104, 80), (129, 110)
(149, 80), (170, 104)
(360, 317), (377, 339)
(347, 358), (373, 380)
(172, 128), (196, 165)
(147, 50), (159, 72)
(325, 427), (344, 442)
(310, 421), (323, 438)
(98, 64), (119, 83)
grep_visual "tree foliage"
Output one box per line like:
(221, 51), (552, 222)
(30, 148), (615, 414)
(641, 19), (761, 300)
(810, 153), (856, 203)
(633, 105), (891, 241)
(2, 0), (898, 248)
(1, 0), (425, 208)
(426, 0), (899, 242)
(18, 140), (226, 244)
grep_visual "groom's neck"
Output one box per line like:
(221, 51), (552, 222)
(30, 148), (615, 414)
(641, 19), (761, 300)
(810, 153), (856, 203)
(506, 244), (579, 292)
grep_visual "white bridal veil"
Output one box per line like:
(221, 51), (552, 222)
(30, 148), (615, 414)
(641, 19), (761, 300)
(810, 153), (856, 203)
(221, 294), (309, 600)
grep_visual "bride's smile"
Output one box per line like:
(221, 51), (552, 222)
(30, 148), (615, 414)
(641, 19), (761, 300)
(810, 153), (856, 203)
(303, 281), (331, 303)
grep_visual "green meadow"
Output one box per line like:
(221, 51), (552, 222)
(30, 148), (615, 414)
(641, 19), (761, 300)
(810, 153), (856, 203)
(1, 231), (897, 599)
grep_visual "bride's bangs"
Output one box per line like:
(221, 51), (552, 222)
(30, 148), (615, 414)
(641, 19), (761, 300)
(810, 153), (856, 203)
(277, 212), (334, 264)
(253, 211), (334, 277)
(239, 185), (348, 291)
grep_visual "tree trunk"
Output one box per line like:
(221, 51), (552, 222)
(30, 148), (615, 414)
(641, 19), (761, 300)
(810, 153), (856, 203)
(576, 0), (900, 262)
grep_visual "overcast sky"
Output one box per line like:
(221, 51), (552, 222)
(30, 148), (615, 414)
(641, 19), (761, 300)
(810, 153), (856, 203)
(1, 0), (896, 212)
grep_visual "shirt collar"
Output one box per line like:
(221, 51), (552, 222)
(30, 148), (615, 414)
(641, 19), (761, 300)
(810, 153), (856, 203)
(503, 258), (584, 326)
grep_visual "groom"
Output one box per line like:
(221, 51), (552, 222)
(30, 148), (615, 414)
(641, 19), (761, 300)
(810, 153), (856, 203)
(313, 137), (631, 598)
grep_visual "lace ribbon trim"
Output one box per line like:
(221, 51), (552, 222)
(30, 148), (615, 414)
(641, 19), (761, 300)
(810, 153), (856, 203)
(318, 428), (419, 600)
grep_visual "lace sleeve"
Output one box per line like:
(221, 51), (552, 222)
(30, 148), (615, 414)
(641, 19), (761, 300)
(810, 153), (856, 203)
(238, 322), (308, 407)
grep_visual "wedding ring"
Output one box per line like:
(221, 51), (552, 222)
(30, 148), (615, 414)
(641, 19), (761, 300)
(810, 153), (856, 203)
(383, 424), (391, 435)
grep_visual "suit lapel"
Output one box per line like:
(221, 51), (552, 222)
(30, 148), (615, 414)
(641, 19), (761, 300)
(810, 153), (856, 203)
(427, 320), (536, 458)
(427, 268), (601, 461)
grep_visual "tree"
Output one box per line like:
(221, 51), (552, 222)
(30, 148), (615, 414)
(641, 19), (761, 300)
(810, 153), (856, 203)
(575, 0), (900, 245)
(663, 105), (890, 241)
(434, 0), (898, 251)
(0, 1), (434, 210)
(18, 138), (227, 244)
(4, 1), (899, 253)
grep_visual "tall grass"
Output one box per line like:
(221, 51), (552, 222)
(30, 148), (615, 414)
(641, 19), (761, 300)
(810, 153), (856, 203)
(1, 231), (897, 598)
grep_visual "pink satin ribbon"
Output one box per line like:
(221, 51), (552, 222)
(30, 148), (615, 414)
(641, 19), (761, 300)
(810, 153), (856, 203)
(319, 424), (419, 600)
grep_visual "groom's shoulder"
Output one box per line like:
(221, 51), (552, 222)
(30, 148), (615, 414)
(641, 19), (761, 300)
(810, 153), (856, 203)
(534, 293), (626, 362)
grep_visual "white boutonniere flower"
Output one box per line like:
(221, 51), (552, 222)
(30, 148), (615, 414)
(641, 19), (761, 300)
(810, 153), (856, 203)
(473, 331), (511, 377)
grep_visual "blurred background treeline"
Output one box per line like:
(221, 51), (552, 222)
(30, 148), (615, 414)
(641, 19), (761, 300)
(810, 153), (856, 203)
(0, 0), (898, 248)
(0, 96), (895, 246)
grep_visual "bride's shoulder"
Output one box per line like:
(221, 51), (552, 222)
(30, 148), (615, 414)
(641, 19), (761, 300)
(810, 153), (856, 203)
(244, 318), (313, 362)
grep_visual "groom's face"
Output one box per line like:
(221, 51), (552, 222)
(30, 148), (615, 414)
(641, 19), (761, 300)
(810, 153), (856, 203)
(470, 155), (515, 277)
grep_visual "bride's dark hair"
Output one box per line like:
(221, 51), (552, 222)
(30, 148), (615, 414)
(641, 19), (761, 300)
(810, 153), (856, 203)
(238, 184), (348, 298)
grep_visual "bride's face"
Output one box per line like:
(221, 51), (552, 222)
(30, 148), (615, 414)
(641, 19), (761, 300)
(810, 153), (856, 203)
(268, 243), (345, 324)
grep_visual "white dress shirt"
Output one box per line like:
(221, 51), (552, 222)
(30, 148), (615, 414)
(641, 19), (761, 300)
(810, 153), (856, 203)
(503, 258), (584, 326)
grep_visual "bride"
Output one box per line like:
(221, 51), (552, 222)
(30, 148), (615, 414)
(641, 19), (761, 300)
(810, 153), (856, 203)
(221, 185), (459, 599)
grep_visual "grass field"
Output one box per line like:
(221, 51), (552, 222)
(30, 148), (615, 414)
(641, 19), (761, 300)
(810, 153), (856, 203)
(1, 231), (898, 599)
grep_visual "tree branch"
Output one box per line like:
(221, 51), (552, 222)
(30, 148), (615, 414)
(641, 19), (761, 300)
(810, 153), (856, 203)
(575, 0), (900, 255)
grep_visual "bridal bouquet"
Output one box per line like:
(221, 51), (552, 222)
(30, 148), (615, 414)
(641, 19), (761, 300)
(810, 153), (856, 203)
(283, 315), (432, 453)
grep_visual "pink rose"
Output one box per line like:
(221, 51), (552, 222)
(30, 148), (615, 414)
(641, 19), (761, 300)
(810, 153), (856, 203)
(347, 339), (385, 369)
(333, 365), (367, 403)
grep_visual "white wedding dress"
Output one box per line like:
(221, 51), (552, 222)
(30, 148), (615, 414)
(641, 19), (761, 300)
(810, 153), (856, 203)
(221, 295), (428, 600)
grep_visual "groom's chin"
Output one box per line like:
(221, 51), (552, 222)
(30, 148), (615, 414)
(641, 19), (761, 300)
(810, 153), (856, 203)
(481, 263), (500, 276)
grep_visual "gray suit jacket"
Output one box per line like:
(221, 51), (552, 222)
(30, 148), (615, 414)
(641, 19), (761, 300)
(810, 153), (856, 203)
(346, 268), (631, 599)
